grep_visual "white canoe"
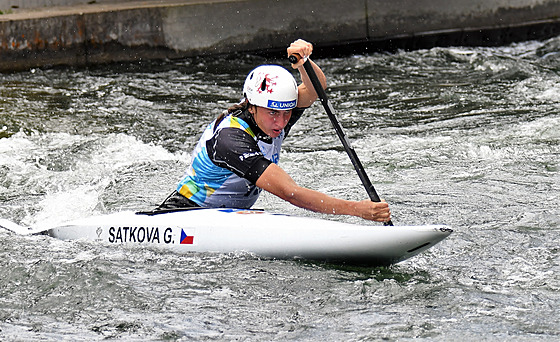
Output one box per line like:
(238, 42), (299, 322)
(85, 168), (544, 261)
(1, 208), (452, 266)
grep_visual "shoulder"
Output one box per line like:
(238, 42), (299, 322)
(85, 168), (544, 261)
(212, 114), (259, 149)
(207, 125), (270, 182)
(215, 114), (257, 139)
(208, 123), (261, 164)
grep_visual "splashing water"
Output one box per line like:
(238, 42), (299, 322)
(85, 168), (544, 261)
(1, 38), (559, 340)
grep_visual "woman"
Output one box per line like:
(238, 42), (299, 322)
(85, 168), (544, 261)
(159, 39), (391, 222)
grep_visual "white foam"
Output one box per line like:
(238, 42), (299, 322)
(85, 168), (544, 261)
(514, 77), (560, 104)
(2, 132), (186, 227)
(88, 133), (180, 170)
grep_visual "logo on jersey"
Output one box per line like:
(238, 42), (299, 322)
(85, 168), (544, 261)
(239, 151), (263, 161)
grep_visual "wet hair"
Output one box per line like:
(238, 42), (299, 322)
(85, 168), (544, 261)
(214, 99), (252, 129)
(226, 98), (250, 114)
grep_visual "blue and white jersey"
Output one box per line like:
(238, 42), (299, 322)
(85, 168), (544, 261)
(176, 108), (304, 209)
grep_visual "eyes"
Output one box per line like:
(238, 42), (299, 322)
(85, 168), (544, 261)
(267, 110), (292, 118)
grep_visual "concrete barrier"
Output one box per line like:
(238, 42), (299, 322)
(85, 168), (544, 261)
(1, 0), (560, 71)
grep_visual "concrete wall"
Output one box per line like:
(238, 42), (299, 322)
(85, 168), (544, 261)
(1, 0), (560, 71)
(0, 0), (81, 12)
(0, 0), (134, 12)
(368, 0), (560, 36)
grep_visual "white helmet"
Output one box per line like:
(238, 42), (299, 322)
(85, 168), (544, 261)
(243, 65), (298, 110)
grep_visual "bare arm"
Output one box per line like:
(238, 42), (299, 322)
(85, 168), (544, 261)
(255, 163), (391, 222)
(287, 39), (327, 108)
(276, 40), (389, 222)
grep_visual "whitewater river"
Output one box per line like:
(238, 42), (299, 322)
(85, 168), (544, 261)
(1, 36), (559, 341)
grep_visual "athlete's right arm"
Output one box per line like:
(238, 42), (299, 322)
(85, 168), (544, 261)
(255, 163), (391, 222)
(287, 39), (327, 108)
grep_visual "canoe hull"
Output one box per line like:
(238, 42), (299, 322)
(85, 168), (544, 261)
(47, 208), (452, 265)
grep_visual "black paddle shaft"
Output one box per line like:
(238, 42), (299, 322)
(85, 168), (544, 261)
(289, 55), (393, 226)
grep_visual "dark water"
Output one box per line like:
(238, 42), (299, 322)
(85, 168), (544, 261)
(1, 36), (559, 340)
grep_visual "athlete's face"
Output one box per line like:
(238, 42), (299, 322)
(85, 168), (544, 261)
(252, 106), (292, 138)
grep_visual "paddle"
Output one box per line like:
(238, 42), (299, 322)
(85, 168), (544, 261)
(289, 54), (393, 226)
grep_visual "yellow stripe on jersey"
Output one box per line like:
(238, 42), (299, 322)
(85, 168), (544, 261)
(230, 117), (255, 138)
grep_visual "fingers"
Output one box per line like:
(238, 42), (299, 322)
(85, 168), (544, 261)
(287, 39), (313, 69)
(371, 201), (391, 222)
(358, 200), (391, 222)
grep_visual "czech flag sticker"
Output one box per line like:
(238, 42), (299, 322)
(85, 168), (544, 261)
(180, 229), (194, 244)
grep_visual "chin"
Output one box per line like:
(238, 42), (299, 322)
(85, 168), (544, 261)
(270, 130), (282, 138)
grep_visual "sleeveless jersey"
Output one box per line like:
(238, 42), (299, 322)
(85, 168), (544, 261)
(176, 108), (304, 208)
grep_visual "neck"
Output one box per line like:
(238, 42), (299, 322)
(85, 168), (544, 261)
(236, 109), (272, 142)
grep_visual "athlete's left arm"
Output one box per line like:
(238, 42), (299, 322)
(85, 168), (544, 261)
(287, 39), (327, 108)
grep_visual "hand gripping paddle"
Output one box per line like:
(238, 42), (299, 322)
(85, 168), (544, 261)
(289, 54), (393, 226)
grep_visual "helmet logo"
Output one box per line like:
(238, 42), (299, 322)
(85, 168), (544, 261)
(257, 74), (277, 94)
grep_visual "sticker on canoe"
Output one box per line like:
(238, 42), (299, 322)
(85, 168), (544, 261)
(108, 226), (174, 244)
(180, 229), (194, 244)
(101, 226), (197, 246)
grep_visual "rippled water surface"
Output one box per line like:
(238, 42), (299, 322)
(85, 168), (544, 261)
(1, 37), (559, 341)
